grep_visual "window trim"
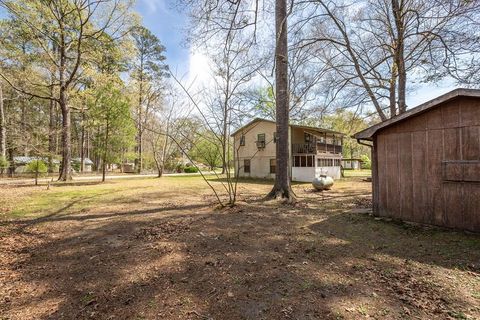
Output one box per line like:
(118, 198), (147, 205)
(239, 134), (245, 146)
(270, 158), (276, 174)
(293, 155), (315, 168)
(244, 159), (251, 173)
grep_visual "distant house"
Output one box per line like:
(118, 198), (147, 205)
(72, 158), (94, 172)
(354, 88), (480, 232)
(13, 156), (95, 173)
(341, 158), (363, 170)
(231, 118), (344, 182)
(122, 163), (135, 173)
(13, 156), (60, 173)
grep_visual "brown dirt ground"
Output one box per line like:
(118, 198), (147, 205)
(0, 176), (479, 320)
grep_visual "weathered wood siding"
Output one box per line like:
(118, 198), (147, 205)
(374, 97), (480, 232)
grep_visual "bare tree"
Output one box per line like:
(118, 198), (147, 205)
(199, 31), (262, 174)
(296, 0), (480, 120)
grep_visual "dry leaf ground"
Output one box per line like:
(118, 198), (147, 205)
(0, 174), (479, 319)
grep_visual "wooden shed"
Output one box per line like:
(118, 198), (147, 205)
(354, 89), (480, 232)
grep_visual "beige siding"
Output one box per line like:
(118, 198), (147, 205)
(233, 121), (277, 178)
(233, 119), (343, 181)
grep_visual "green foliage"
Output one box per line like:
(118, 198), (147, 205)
(253, 87), (276, 120)
(26, 160), (48, 175)
(189, 132), (223, 170)
(72, 161), (81, 172)
(88, 81), (136, 165)
(360, 155), (371, 169)
(175, 163), (185, 173)
(321, 110), (371, 159)
(184, 166), (199, 173)
(0, 156), (9, 170)
(131, 26), (169, 82)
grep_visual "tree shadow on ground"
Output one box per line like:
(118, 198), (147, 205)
(309, 212), (480, 272)
(2, 198), (479, 319)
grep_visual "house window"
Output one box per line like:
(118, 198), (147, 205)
(317, 158), (341, 167)
(307, 155), (313, 167)
(273, 132), (277, 143)
(256, 133), (266, 149)
(270, 159), (276, 174)
(244, 159), (250, 173)
(239, 134), (245, 146)
(293, 155), (314, 167)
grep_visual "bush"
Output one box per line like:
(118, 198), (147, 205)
(72, 161), (81, 172)
(360, 155), (371, 169)
(0, 156), (9, 170)
(184, 166), (199, 173)
(26, 160), (48, 175)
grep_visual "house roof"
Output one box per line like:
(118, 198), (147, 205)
(230, 118), (344, 137)
(13, 156), (60, 164)
(13, 156), (94, 165)
(72, 157), (94, 165)
(354, 88), (480, 141)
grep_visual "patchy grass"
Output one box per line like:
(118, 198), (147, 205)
(343, 169), (372, 177)
(0, 175), (479, 320)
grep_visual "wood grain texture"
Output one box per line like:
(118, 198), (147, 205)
(373, 96), (480, 232)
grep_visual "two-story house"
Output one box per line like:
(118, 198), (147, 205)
(231, 118), (344, 182)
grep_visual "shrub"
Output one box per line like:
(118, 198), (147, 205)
(0, 156), (9, 169)
(360, 155), (371, 169)
(184, 166), (199, 173)
(26, 160), (48, 175)
(72, 161), (81, 172)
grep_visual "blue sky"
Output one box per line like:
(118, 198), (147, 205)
(134, 0), (456, 108)
(135, 0), (190, 76)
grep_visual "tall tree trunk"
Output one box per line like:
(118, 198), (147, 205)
(48, 97), (56, 173)
(58, 90), (72, 181)
(392, 0), (407, 114)
(267, 0), (295, 202)
(136, 55), (144, 174)
(397, 52), (407, 113)
(80, 111), (85, 173)
(0, 83), (6, 159)
(138, 130), (143, 174)
(221, 107), (228, 174)
(389, 64), (397, 118)
(102, 120), (109, 182)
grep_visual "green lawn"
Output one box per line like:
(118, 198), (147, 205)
(343, 169), (372, 177)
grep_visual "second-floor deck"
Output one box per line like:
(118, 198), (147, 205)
(292, 143), (343, 155)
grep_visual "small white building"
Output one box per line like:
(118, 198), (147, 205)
(231, 118), (344, 182)
(341, 158), (363, 170)
(72, 158), (94, 172)
(13, 156), (60, 173)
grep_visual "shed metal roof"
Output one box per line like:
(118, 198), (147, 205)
(354, 88), (480, 141)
